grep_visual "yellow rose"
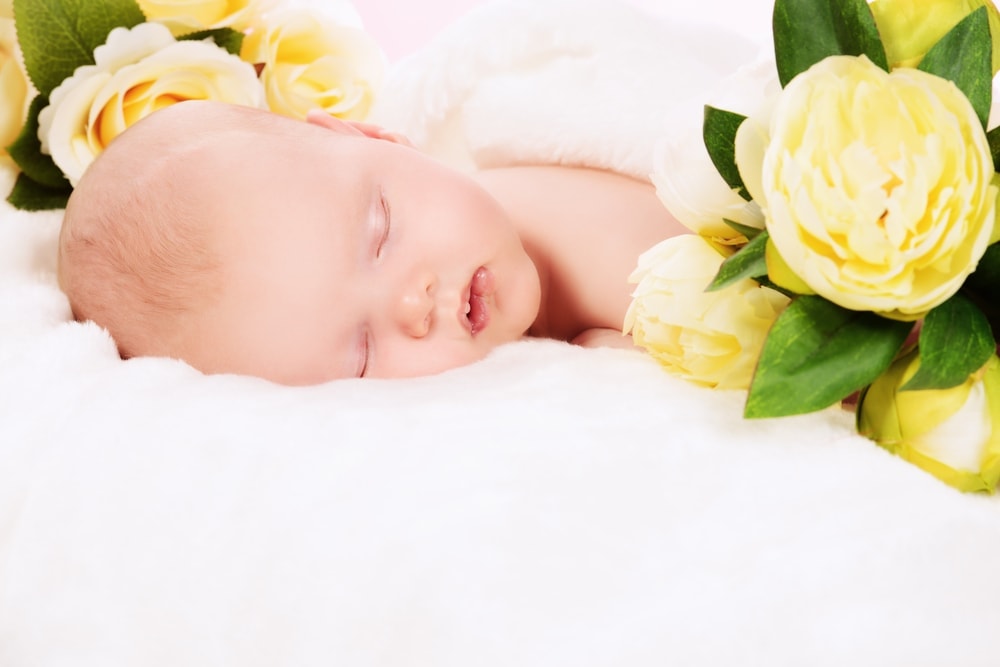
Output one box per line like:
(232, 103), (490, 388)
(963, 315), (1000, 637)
(744, 55), (996, 319)
(241, 7), (385, 121)
(858, 351), (1000, 492)
(37, 22), (263, 186)
(870, 0), (1000, 74)
(0, 16), (29, 159)
(624, 234), (790, 390)
(138, 0), (266, 34)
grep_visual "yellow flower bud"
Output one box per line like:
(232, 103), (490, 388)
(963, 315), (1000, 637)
(869, 0), (1000, 74)
(763, 237), (814, 295)
(858, 351), (1000, 492)
(624, 234), (790, 389)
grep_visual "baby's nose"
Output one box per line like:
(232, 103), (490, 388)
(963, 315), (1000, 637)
(396, 271), (436, 338)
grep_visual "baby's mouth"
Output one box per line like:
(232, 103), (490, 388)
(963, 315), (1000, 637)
(464, 267), (494, 335)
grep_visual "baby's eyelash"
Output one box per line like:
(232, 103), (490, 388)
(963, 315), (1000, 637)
(376, 189), (391, 258)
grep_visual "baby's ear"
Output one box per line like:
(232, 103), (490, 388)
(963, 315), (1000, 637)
(305, 110), (413, 147)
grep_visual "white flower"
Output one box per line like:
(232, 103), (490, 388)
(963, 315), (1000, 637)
(38, 22), (263, 186)
(651, 59), (778, 244)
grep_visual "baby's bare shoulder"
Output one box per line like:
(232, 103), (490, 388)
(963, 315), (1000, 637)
(474, 165), (686, 340)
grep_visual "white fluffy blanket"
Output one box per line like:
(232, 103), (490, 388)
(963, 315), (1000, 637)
(2, 1), (1000, 665)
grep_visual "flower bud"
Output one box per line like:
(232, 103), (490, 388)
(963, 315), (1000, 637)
(870, 0), (1000, 74)
(624, 234), (790, 389)
(857, 350), (1000, 492)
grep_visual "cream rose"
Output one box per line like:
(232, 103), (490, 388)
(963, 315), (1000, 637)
(38, 22), (263, 186)
(240, 7), (385, 120)
(624, 234), (790, 390)
(0, 15), (29, 158)
(138, 0), (267, 34)
(741, 55), (996, 318)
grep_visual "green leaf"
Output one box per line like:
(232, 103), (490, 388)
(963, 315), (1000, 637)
(963, 242), (1000, 329)
(965, 241), (1000, 297)
(773, 0), (888, 87)
(14, 0), (147, 97)
(6, 95), (70, 189)
(745, 295), (912, 418)
(6, 172), (71, 211)
(902, 293), (996, 391)
(179, 28), (245, 56)
(722, 218), (764, 240)
(703, 106), (750, 201)
(988, 124), (1000, 172)
(706, 230), (769, 291)
(918, 6), (992, 129)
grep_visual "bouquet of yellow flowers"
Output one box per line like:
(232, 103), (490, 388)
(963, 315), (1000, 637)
(0, 0), (384, 210)
(627, 0), (1000, 492)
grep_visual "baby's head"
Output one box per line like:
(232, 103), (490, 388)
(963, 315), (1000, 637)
(59, 101), (541, 384)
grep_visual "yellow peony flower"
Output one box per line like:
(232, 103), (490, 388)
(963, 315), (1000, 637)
(240, 7), (385, 121)
(138, 0), (267, 35)
(0, 15), (29, 159)
(624, 234), (790, 390)
(37, 22), (263, 186)
(858, 351), (1000, 492)
(741, 55), (996, 319)
(870, 0), (1000, 74)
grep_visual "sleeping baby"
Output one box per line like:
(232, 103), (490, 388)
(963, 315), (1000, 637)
(58, 101), (686, 384)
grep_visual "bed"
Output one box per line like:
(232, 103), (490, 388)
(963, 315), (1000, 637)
(2, 0), (999, 664)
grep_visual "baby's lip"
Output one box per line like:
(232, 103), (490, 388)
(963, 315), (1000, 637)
(461, 266), (494, 335)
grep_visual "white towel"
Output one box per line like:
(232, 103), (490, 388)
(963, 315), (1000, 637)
(1, 1), (999, 665)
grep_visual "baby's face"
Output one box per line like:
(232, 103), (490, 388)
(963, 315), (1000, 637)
(184, 111), (541, 384)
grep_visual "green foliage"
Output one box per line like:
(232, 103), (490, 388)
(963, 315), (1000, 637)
(773, 0), (888, 87)
(180, 28), (245, 56)
(14, 0), (146, 97)
(703, 106), (750, 201)
(722, 218), (764, 240)
(745, 296), (912, 418)
(706, 231), (769, 292)
(6, 95), (70, 189)
(902, 293), (996, 390)
(989, 126), (1000, 171)
(7, 172), (71, 210)
(965, 242), (1000, 299)
(918, 7), (993, 129)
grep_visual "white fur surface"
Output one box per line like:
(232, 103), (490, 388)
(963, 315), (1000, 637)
(2, 1), (1000, 665)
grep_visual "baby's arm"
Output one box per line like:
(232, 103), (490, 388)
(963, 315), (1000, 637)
(571, 328), (638, 350)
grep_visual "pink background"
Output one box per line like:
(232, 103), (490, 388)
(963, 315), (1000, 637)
(354, 0), (773, 63)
